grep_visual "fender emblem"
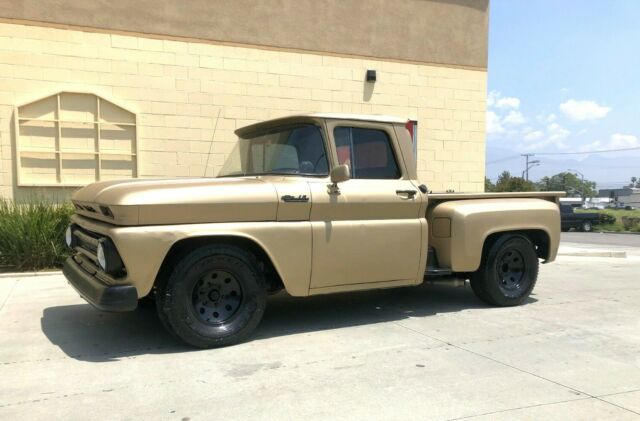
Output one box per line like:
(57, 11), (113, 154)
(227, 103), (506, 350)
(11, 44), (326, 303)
(281, 194), (309, 203)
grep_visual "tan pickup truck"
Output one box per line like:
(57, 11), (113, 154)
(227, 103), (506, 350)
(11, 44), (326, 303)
(63, 113), (562, 348)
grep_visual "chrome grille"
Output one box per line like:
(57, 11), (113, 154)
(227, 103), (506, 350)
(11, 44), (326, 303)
(71, 226), (103, 263)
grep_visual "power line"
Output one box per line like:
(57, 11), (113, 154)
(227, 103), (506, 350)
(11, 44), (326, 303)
(531, 146), (640, 156)
(486, 155), (521, 165)
(487, 146), (640, 164)
(586, 165), (640, 169)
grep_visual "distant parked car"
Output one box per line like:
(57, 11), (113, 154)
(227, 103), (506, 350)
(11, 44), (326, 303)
(560, 205), (601, 232)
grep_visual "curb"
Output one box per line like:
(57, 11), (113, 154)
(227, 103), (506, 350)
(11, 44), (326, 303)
(558, 251), (627, 258)
(0, 270), (62, 279)
(594, 231), (640, 235)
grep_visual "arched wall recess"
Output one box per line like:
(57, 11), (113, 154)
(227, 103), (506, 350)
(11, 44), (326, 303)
(15, 92), (138, 186)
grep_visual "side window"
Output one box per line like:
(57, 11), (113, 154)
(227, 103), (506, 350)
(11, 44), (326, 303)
(285, 125), (328, 175)
(334, 127), (400, 179)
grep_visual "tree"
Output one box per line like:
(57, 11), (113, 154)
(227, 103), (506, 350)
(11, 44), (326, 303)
(484, 177), (495, 192)
(536, 172), (597, 198)
(629, 177), (639, 188)
(493, 171), (537, 192)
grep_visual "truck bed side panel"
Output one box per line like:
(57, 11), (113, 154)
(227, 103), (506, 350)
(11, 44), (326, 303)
(428, 198), (560, 272)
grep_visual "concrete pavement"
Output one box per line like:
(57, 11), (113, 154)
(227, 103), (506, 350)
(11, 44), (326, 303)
(3, 255), (640, 420)
(560, 232), (640, 258)
(1, 253), (640, 420)
(562, 232), (640, 248)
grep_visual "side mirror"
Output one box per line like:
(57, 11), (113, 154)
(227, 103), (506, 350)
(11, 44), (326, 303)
(330, 164), (350, 186)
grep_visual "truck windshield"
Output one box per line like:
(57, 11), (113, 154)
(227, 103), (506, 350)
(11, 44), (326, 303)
(218, 124), (329, 177)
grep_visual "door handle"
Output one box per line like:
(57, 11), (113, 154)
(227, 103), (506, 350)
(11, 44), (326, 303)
(396, 189), (417, 198)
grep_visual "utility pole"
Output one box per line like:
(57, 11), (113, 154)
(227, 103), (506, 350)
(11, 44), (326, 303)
(521, 153), (539, 181)
(568, 169), (585, 202)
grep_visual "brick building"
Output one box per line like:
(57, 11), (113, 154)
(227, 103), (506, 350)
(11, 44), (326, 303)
(0, 0), (489, 200)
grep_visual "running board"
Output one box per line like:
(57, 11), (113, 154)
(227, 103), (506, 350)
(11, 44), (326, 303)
(425, 267), (453, 278)
(425, 247), (452, 278)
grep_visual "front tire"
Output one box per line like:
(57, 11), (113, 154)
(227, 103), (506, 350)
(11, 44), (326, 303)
(137, 290), (155, 308)
(582, 221), (592, 232)
(470, 234), (539, 306)
(156, 245), (267, 348)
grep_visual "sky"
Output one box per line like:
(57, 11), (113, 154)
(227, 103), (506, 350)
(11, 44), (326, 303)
(486, 0), (640, 188)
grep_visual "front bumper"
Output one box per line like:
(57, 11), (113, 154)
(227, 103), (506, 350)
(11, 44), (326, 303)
(62, 256), (138, 312)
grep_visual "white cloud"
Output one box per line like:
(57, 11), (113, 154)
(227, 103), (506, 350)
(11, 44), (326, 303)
(495, 96), (520, 109)
(503, 110), (526, 126)
(578, 134), (638, 154)
(560, 99), (611, 121)
(609, 133), (639, 148)
(547, 123), (570, 145)
(535, 113), (556, 124)
(486, 110), (504, 135)
(578, 140), (602, 152)
(523, 130), (543, 141)
(488, 91), (520, 109)
(522, 123), (571, 151)
(487, 91), (498, 107)
(486, 91), (523, 138)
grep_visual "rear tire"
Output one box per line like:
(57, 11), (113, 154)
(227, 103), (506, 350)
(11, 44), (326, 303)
(470, 234), (539, 306)
(582, 221), (592, 232)
(156, 245), (267, 348)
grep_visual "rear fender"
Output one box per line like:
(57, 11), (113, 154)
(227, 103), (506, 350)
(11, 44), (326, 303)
(428, 198), (560, 272)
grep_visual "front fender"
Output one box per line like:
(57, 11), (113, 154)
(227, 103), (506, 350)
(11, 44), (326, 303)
(71, 215), (312, 297)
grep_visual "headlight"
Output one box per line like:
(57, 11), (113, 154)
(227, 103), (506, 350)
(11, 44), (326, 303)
(65, 226), (73, 248)
(95, 238), (124, 276)
(96, 242), (107, 271)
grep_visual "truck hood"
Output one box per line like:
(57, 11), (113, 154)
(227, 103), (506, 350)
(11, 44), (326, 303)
(71, 177), (278, 225)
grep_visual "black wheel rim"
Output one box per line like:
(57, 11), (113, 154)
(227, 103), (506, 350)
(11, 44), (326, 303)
(495, 248), (528, 297)
(192, 270), (243, 325)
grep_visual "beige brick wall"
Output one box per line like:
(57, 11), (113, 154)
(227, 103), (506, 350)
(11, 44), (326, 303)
(0, 22), (486, 200)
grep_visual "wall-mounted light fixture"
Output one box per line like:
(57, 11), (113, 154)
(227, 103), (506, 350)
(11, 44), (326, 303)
(366, 69), (377, 82)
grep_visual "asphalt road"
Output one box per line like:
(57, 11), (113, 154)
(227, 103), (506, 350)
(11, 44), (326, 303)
(562, 232), (640, 247)
(1, 252), (640, 420)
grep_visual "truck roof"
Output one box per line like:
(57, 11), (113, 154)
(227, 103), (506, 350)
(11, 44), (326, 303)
(235, 113), (408, 137)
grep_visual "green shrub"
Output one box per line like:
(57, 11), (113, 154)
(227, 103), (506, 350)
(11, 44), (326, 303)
(598, 213), (617, 225)
(578, 208), (640, 232)
(0, 199), (74, 271)
(621, 216), (640, 231)
(593, 223), (623, 232)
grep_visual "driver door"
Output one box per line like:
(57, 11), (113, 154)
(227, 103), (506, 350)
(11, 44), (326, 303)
(308, 121), (424, 290)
